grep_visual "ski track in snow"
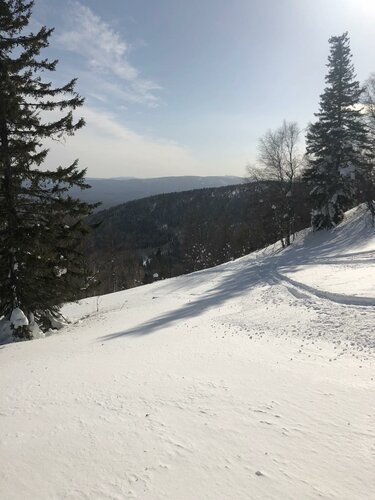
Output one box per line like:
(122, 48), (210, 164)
(0, 205), (374, 499)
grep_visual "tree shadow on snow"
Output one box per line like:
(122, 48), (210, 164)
(99, 260), (269, 341)
(99, 209), (374, 342)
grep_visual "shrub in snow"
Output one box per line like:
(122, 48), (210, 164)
(10, 308), (29, 328)
(10, 308), (32, 340)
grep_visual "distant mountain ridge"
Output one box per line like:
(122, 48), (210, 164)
(71, 175), (244, 210)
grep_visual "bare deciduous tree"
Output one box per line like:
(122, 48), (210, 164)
(248, 121), (303, 246)
(363, 74), (375, 132)
(361, 75), (375, 222)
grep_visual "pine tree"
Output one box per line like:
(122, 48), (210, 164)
(304, 32), (373, 230)
(0, 0), (94, 339)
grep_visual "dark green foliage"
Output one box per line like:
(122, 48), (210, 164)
(304, 32), (373, 230)
(0, 1), (94, 338)
(85, 182), (311, 296)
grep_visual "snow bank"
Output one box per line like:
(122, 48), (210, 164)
(278, 205), (375, 305)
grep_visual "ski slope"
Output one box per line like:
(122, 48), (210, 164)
(0, 205), (374, 499)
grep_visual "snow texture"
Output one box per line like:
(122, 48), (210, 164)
(0, 205), (374, 499)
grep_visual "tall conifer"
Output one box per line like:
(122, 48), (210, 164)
(0, 0), (94, 339)
(304, 32), (373, 230)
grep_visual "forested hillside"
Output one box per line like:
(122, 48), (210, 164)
(70, 175), (244, 210)
(84, 181), (311, 295)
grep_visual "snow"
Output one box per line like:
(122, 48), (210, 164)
(54, 266), (67, 277)
(9, 307), (29, 328)
(0, 311), (42, 343)
(0, 205), (374, 499)
(0, 318), (12, 344)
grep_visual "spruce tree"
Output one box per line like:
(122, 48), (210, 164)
(304, 32), (373, 230)
(0, 0), (94, 339)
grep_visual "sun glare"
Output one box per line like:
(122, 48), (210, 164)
(356, 0), (375, 15)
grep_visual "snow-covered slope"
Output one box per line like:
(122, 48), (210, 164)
(1, 206), (374, 499)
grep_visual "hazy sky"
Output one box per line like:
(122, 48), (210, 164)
(33, 0), (375, 178)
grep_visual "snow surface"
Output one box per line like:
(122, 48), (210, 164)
(0, 205), (374, 499)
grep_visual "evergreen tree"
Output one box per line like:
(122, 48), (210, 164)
(304, 32), (373, 230)
(0, 0), (94, 339)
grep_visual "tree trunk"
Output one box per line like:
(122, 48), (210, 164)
(0, 117), (19, 312)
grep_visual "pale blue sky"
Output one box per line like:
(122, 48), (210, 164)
(33, 0), (375, 178)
